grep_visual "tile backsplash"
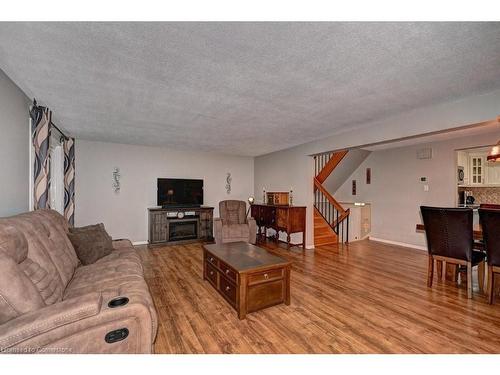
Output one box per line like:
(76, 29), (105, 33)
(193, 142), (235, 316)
(458, 186), (500, 204)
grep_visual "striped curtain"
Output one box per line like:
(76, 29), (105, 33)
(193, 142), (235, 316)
(30, 105), (52, 210)
(63, 137), (75, 226)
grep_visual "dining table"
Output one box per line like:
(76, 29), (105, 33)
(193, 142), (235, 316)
(415, 223), (483, 240)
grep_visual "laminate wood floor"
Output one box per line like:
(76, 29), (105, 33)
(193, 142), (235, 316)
(136, 240), (500, 353)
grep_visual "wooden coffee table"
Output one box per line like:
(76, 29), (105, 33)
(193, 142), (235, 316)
(203, 242), (291, 319)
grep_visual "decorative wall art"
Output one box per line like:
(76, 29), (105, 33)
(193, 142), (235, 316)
(225, 172), (232, 194)
(112, 167), (121, 194)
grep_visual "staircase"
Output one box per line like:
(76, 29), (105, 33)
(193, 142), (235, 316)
(313, 208), (339, 245)
(313, 150), (350, 246)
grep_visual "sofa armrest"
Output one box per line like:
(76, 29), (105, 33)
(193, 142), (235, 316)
(112, 239), (134, 249)
(0, 292), (101, 351)
(214, 218), (223, 244)
(248, 217), (257, 244)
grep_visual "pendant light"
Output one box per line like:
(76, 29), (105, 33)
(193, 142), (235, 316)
(488, 140), (500, 162)
(487, 117), (500, 162)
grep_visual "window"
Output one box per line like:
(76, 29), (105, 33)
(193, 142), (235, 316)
(49, 133), (65, 214)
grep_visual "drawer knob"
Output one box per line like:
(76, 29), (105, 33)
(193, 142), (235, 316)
(209, 257), (214, 262)
(225, 286), (230, 292)
(264, 273), (269, 279)
(225, 269), (230, 275)
(210, 271), (214, 276)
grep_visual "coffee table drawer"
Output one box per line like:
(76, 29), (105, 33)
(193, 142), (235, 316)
(206, 253), (218, 267)
(219, 261), (237, 282)
(248, 268), (283, 285)
(219, 277), (236, 307)
(205, 262), (218, 287)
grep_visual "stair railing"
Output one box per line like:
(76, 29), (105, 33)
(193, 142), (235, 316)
(313, 152), (350, 243)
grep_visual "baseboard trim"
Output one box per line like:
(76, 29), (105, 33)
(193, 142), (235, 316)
(132, 239), (315, 249)
(348, 234), (370, 243)
(369, 236), (427, 251)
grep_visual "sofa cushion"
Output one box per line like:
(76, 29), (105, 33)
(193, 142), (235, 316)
(2, 215), (66, 304)
(0, 224), (28, 263)
(222, 223), (250, 240)
(64, 254), (144, 300)
(0, 254), (46, 324)
(30, 210), (80, 280)
(96, 248), (143, 270)
(0, 224), (45, 324)
(220, 200), (246, 225)
(68, 223), (113, 265)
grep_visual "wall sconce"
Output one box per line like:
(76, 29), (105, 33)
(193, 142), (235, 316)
(226, 173), (232, 194)
(112, 167), (121, 194)
(246, 196), (255, 217)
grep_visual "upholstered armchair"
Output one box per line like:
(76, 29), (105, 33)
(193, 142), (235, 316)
(214, 200), (257, 244)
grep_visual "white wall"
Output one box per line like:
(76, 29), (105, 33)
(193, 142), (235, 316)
(0, 69), (30, 217)
(334, 131), (500, 248)
(254, 89), (500, 248)
(323, 149), (371, 193)
(75, 140), (254, 243)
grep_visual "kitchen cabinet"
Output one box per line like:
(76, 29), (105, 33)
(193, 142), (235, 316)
(487, 161), (500, 184)
(469, 154), (485, 185)
(457, 149), (500, 186)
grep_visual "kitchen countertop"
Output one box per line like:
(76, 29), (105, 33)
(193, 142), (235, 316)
(457, 204), (480, 210)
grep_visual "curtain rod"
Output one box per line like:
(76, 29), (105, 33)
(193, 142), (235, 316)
(50, 121), (70, 141)
(32, 99), (70, 140)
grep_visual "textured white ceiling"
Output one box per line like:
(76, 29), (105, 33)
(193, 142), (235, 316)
(0, 22), (499, 156)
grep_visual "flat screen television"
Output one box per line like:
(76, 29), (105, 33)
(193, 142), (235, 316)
(157, 178), (203, 207)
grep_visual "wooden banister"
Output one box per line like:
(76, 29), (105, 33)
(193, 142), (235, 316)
(333, 208), (350, 228)
(315, 150), (348, 183)
(313, 177), (346, 214)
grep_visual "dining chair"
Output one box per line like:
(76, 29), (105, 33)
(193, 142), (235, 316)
(479, 208), (500, 304)
(420, 206), (486, 298)
(474, 204), (500, 252)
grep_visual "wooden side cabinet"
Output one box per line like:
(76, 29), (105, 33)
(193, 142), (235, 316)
(250, 204), (306, 249)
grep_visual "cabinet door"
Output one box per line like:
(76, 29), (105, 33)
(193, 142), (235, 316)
(250, 205), (260, 224)
(276, 207), (288, 229)
(470, 156), (485, 184)
(150, 212), (168, 243)
(266, 206), (277, 227)
(199, 209), (213, 239)
(487, 161), (500, 184)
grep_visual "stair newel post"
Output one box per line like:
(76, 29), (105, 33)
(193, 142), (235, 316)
(346, 211), (349, 244)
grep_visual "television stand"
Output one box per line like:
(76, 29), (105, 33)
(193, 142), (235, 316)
(148, 206), (214, 245)
(162, 204), (201, 209)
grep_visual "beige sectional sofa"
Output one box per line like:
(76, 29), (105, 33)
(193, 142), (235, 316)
(0, 209), (157, 354)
